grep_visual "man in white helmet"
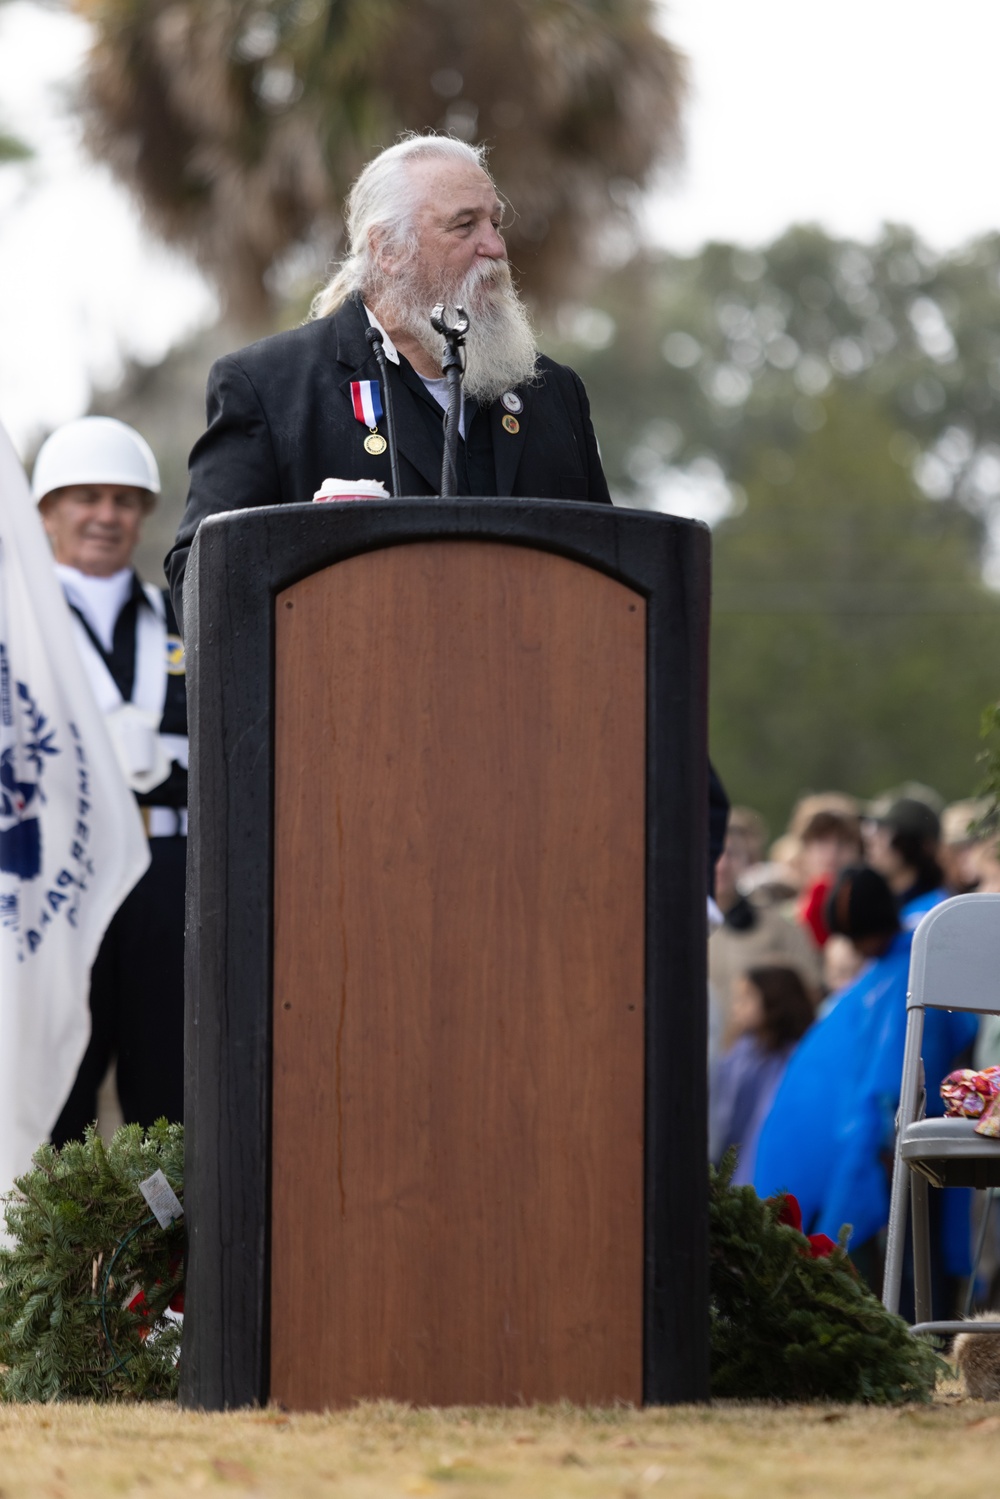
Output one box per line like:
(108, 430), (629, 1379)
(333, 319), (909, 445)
(32, 416), (187, 1141)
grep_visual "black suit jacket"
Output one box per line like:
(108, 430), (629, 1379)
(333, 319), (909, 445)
(166, 296), (611, 622)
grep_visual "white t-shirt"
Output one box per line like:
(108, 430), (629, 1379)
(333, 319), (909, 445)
(417, 375), (466, 439)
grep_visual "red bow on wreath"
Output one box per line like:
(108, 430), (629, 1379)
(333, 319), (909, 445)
(125, 1251), (185, 1338)
(773, 1193), (837, 1260)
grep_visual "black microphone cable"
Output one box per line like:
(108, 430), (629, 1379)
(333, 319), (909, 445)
(365, 325), (403, 498)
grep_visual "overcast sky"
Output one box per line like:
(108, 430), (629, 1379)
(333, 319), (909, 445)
(1, 0), (999, 454)
(648, 0), (1000, 253)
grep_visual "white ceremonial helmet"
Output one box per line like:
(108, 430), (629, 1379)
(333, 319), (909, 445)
(31, 416), (161, 504)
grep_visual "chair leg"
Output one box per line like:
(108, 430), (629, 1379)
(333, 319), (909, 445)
(964, 1187), (995, 1317)
(883, 1162), (911, 1314)
(912, 1173), (933, 1326)
(885, 1010), (926, 1321)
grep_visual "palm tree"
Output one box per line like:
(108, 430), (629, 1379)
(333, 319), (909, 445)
(73, 0), (686, 324)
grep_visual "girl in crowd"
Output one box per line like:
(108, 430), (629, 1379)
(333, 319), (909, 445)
(709, 963), (814, 1183)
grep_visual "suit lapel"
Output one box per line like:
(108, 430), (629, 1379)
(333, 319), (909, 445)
(490, 386), (531, 496)
(335, 299), (441, 493)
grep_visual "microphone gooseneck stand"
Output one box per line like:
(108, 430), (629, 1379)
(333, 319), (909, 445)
(364, 325), (403, 498)
(430, 304), (469, 497)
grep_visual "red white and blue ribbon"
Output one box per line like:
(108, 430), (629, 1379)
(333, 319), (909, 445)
(350, 380), (383, 428)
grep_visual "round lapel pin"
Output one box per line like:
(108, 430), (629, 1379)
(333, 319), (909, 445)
(501, 391), (523, 414)
(501, 414), (520, 435)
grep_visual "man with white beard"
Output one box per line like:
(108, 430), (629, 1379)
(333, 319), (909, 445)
(167, 132), (611, 621)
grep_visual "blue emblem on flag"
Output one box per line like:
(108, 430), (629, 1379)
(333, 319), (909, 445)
(0, 646), (59, 880)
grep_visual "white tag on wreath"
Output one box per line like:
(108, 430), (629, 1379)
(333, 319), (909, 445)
(138, 1169), (183, 1229)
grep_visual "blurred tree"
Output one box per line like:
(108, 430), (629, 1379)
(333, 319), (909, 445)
(70, 0), (686, 323)
(551, 225), (1000, 535)
(708, 391), (1000, 830)
(0, 129), (31, 164)
(546, 227), (1000, 821)
(0, 0), (31, 164)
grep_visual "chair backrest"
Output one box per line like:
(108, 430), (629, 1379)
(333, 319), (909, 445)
(907, 892), (1000, 1013)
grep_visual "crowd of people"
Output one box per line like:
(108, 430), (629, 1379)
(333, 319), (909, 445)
(709, 785), (1000, 1317)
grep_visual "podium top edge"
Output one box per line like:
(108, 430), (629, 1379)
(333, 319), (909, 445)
(196, 497), (710, 535)
(187, 497), (712, 617)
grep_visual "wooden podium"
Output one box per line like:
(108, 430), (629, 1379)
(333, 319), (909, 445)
(179, 499), (710, 1411)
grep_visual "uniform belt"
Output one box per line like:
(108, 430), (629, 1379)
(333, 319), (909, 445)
(140, 806), (188, 838)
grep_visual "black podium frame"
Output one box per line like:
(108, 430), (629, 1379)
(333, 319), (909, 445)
(179, 498), (711, 1409)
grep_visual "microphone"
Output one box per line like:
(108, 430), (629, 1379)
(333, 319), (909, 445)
(429, 305), (469, 499)
(365, 325), (402, 498)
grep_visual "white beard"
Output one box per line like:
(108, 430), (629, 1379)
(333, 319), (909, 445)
(377, 259), (538, 406)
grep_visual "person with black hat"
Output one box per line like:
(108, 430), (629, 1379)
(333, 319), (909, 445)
(751, 864), (976, 1313)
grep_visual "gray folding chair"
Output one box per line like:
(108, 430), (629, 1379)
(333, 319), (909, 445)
(883, 893), (1000, 1336)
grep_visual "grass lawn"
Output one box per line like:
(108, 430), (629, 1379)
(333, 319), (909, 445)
(1, 1380), (998, 1499)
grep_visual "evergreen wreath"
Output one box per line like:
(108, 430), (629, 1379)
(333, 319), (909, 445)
(0, 1121), (184, 1401)
(0, 1130), (943, 1404)
(709, 1151), (943, 1402)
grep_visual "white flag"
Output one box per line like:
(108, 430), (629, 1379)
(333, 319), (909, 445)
(0, 419), (150, 1194)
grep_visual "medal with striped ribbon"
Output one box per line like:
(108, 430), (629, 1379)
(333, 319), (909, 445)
(351, 380), (387, 455)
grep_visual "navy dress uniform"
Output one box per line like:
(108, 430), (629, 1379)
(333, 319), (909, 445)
(31, 417), (187, 1141)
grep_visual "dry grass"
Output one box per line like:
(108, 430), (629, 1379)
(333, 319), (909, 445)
(1, 1380), (998, 1499)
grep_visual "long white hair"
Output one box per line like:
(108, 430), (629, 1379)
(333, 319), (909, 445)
(310, 134), (490, 320)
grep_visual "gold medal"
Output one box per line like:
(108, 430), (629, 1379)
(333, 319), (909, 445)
(501, 414), (520, 435)
(364, 429), (387, 455)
